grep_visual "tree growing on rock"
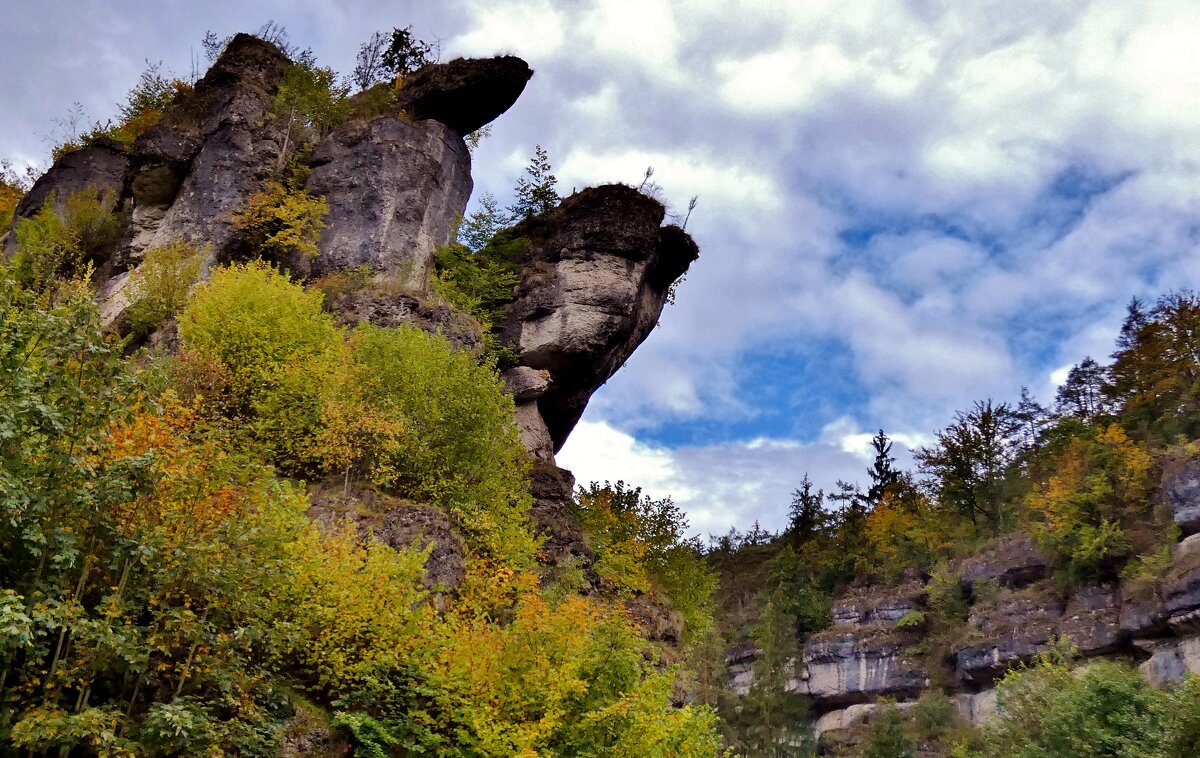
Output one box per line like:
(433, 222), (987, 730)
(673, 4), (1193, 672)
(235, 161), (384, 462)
(509, 144), (561, 219)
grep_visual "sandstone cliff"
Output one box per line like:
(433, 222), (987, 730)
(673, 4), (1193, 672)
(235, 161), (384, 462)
(4, 34), (697, 588)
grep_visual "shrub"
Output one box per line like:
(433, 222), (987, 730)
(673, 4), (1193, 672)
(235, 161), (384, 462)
(232, 179), (328, 261)
(986, 645), (1175, 757)
(124, 240), (203, 335)
(863, 703), (916, 758)
(11, 189), (125, 288)
(324, 324), (537, 566)
(177, 260), (343, 408)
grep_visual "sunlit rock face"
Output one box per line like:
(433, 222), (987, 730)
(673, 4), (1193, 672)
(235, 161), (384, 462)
(500, 184), (699, 455)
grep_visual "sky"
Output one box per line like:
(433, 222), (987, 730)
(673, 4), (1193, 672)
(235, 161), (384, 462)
(4, 0), (1200, 539)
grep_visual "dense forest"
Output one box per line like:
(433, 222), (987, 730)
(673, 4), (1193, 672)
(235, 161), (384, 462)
(3, 22), (1200, 758)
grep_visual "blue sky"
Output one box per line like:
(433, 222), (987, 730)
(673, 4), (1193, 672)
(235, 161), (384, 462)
(4, 0), (1200, 536)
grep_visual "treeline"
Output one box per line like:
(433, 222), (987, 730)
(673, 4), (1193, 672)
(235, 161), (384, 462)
(706, 292), (1200, 755)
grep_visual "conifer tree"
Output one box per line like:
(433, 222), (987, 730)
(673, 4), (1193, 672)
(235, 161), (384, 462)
(509, 144), (560, 219)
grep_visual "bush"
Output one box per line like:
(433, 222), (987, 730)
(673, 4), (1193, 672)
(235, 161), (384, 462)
(863, 703), (916, 758)
(325, 324), (537, 566)
(987, 647), (1172, 757)
(177, 260), (342, 411)
(232, 179), (328, 261)
(124, 240), (203, 335)
(11, 189), (125, 288)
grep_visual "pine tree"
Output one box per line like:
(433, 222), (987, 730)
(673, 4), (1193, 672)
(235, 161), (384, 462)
(865, 429), (901, 506)
(509, 145), (560, 219)
(787, 474), (827, 549)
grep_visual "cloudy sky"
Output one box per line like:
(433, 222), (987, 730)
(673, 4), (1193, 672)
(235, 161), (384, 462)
(5, 0), (1200, 538)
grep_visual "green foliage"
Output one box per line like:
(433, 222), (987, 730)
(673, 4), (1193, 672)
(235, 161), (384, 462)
(985, 646), (1193, 757)
(178, 260), (341, 406)
(330, 324), (537, 566)
(1026, 424), (1153, 583)
(124, 239), (203, 335)
(432, 195), (527, 367)
(233, 172), (328, 261)
(0, 160), (28, 232)
(863, 703), (917, 758)
(11, 189), (125, 289)
(576, 481), (718, 641)
(509, 144), (561, 220)
(895, 609), (927, 629)
(273, 59), (351, 139)
(382, 26), (434, 78)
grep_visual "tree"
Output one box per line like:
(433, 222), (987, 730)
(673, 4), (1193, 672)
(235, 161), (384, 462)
(509, 144), (561, 219)
(1109, 291), (1200, 439)
(352, 31), (389, 89)
(865, 429), (901, 506)
(787, 474), (828, 550)
(1054, 357), (1113, 423)
(380, 26), (433, 78)
(916, 399), (1022, 531)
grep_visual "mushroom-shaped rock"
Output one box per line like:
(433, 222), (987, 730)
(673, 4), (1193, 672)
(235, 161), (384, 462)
(500, 184), (699, 452)
(397, 56), (533, 135)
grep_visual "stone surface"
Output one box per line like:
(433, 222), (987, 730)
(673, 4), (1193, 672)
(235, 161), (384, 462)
(1163, 555), (1200, 630)
(304, 116), (471, 290)
(1120, 583), (1169, 637)
(956, 584), (1064, 683)
(308, 485), (466, 592)
(501, 366), (552, 401)
(514, 401), (555, 462)
(398, 56), (533, 135)
(726, 642), (761, 697)
(1059, 584), (1122, 654)
(798, 626), (929, 707)
(1178, 532), (1200, 561)
(831, 573), (925, 627)
(526, 461), (595, 575)
(1137, 636), (1200, 687)
(1161, 457), (1200, 535)
(952, 688), (998, 727)
(500, 185), (698, 452)
(321, 284), (481, 351)
(625, 593), (684, 646)
(4, 142), (129, 254)
(129, 34), (290, 263)
(958, 532), (1048, 590)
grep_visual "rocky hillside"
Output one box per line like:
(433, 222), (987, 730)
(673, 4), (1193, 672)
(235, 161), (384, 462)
(0, 31), (718, 757)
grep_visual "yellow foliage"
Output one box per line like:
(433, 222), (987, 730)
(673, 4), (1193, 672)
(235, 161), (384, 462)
(232, 180), (327, 260)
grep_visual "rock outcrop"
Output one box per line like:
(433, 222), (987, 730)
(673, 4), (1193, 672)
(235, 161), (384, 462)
(301, 116), (471, 290)
(398, 56), (533, 135)
(7, 33), (698, 641)
(1161, 457), (1200, 535)
(500, 184), (699, 454)
(957, 532), (1047, 590)
(4, 140), (129, 253)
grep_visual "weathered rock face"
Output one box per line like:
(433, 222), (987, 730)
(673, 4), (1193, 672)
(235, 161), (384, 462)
(398, 56), (533, 135)
(302, 116), (471, 290)
(501, 184), (699, 452)
(956, 583), (1064, 684)
(957, 532), (1047, 590)
(1060, 583), (1123, 655)
(1136, 635), (1200, 687)
(831, 573), (924, 626)
(798, 626), (929, 707)
(1161, 457), (1200, 535)
(128, 34), (290, 264)
(1163, 555), (1200, 629)
(4, 141), (129, 253)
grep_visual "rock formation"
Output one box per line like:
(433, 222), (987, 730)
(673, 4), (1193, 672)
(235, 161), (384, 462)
(500, 184), (699, 457)
(4, 34), (697, 596)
